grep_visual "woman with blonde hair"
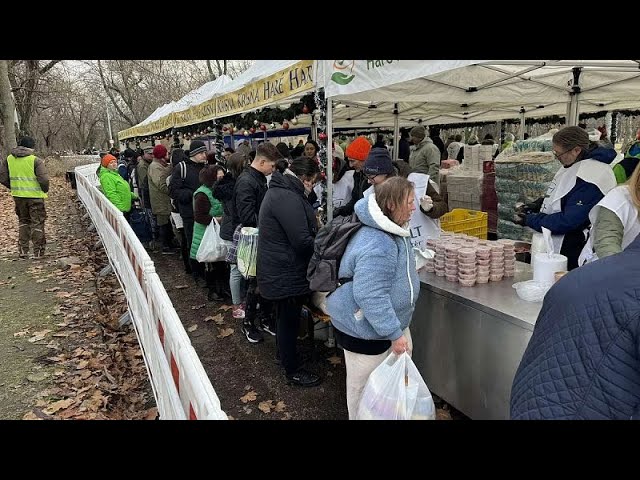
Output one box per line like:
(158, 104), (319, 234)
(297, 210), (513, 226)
(326, 176), (420, 418)
(579, 163), (640, 264)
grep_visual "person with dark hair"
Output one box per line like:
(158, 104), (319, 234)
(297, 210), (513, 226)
(447, 133), (463, 160)
(291, 145), (305, 158)
(429, 126), (446, 161)
(398, 128), (411, 162)
(374, 134), (386, 149)
(213, 152), (247, 319)
(304, 140), (320, 160)
(276, 142), (291, 161)
(258, 156), (322, 387)
(206, 150), (218, 165)
(169, 139), (208, 279)
(191, 165), (229, 302)
(119, 148), (138, 181)
(233, 143), (283, 342)
(0, 136), (50, 258)
(327, 177), (420, 418)
(514, 126), (617, 269)
(275, 158), (289, 174)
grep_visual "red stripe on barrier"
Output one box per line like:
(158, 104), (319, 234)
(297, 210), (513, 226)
(170, 353), (180, 393)
(189, 403), (197, 420)
(158, 317), (164, 346)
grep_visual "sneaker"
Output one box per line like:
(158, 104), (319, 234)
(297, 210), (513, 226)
(259, 318), (276, 336)
(208, 290), (224, 302)
(286, 369), (321, 387)
(241, 323), (264, 344)
(232, 306), (245, 319)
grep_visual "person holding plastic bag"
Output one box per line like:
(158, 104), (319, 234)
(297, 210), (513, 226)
(326, 177), (421, 418)
(190, 165), (230, 302)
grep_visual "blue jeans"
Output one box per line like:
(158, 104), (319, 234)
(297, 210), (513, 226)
(229, 262), (246, 305)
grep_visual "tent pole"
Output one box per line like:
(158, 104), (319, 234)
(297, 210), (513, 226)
(519, 108), (526, 140)
(566, 67), (582, 126)
(393, 103), (399, 162)
(327, 98), (334, 222)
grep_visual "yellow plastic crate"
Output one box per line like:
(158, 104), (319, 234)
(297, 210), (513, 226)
(440, 208), (488, 239)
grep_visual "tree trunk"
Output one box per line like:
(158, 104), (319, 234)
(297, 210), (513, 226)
(0, 60), (17, 157)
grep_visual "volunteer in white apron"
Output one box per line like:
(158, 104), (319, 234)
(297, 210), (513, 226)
(363, 148), (447, 251)
(579, 164), (640, 265)
(514, 126), (617, 270)
(313, 143), (355, 210)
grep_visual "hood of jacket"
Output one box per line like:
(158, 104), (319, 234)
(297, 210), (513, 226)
(586, 146), (618, 164)
(268, 169), (305, 195)
(355, 189), (410, 237)
(11, 146), (34, 158)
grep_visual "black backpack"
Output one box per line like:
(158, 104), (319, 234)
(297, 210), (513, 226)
(307, 213), (362, 293)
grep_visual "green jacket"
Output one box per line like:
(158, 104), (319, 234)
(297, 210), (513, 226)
(99, 166), (137, 212)
(190, 185), (223, 260)
(409, 137), (441, 185)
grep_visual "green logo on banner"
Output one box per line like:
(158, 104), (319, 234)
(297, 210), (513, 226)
(331, 60), (355, 85)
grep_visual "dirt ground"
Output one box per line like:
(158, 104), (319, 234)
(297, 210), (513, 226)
(151, 252), (467, 420)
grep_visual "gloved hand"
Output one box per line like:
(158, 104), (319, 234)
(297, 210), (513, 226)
(420, 195), (433, 212)
(513, 212), (527, 226)
(522, 197), (544, 214)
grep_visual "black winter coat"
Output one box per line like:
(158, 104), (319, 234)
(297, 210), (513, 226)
(257, 171), (318, 300)
(232, 166), (268, 229)
(212, 172), (238, 241)
(168, 159), (205, 220)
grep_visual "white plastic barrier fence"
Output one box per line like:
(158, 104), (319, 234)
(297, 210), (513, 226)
(74, 163), (227, 420)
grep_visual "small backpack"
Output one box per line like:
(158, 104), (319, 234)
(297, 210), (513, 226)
(307, 213), (362, 293)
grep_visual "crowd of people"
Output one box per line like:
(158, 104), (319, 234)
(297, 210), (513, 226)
(6, 121), (640, 419)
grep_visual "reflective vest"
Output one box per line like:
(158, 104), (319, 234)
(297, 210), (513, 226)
(7, 154), (47, 198)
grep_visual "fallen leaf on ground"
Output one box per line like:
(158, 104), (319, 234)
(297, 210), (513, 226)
(280, 412), (292, 420)
(55, 292), (73, 298)
(327, 356), (342, 365)
(244, 385), (253, 391)
(217, 327), (234, 338)
(23, 411), (43, 420)
(191, 304), (206, 310)
(205, 313), (224, 324)
(226, 415), (235, 420)
(218, 305), (233, 312)
(240, 391), (257, 403)
(436, 409), (452, 420)
(188, 324), (198, 332)
(76, 360), (89, 370)
(144, 407), (158, 420)
(174, 285), (189, 289)
(35, 279), (47, 284)
(13, 329), (30, 337)
(44, 287), (61, 292)
(52, 333), (70, 337)
(258, 400), (275, 414)
(274, 401), (286, 412)
(43, 398), (75, 414)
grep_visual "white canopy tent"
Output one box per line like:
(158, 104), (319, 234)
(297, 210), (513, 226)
(320, 60), (640, 219)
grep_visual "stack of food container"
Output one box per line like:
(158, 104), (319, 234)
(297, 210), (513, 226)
(457, 247), (477, 286)
(498, 239), (516, 277)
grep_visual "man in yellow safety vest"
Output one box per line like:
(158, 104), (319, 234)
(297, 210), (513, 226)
(0, 136), (50, 258)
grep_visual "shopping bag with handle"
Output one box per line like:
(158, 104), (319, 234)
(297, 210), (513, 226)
(356, 351), (436, 420)
(196, 218), (227, 263)
(236, 227), (259, 278)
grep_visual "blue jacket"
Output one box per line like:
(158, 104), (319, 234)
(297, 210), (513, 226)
(326, 190), (419, 342)
(510, 235), (640, 419)
(526, 147), (617, 234)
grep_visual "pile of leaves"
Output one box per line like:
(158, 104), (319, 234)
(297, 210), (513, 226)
(4, 178), (157, 420)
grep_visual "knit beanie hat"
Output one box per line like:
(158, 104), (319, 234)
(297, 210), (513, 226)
(153, 144), (168, 159)
(363, 148), (394, 176)
(345, 136), (372, 161)
(410, 125), (426, 141)
(18, 136), (35, 149)
(189, 140), (207, 157)
(101, 154), (117, 168)
(333, 142), (345, 161)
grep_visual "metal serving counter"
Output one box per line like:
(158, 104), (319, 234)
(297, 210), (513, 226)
(411, 262), (541, 420)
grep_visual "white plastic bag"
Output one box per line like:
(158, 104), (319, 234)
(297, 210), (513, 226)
(196, 218), (227, 263)
(356, 352), (436, 420)
(237, 227), (259, 278)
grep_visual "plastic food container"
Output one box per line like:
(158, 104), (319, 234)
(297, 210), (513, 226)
(459, 277), (476, 286)
(445, 274), (458, 282)
(435, 269), (446, 276)
(458, 266), (477, 275)
(476, 258), (491, 266)
(490, 273), (504, 282)
(476, 276), (490, 284)
(512, 280), (552, 302)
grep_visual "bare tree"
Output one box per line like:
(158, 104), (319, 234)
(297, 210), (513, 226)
(0, 60), (17, 156)
(7, 60), (62, 137)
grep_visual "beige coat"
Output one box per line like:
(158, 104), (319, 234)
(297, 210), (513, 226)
(148, 160), (173, 215)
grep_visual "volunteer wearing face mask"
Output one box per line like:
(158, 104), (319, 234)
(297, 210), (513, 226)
(257, 156), (322, 387)
(514, 126), (617, 270)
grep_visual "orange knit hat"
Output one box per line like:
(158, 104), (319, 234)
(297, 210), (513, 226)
(101, 153), (117, 167)
(345, 136), (372, 161)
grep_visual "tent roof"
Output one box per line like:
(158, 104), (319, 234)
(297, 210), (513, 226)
(322, 60), (640, 126)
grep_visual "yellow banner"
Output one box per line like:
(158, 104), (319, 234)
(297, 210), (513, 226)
(118, 60), (315, 139)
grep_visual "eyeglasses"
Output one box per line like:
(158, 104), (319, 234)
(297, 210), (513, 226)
(552, 147), (574, 159)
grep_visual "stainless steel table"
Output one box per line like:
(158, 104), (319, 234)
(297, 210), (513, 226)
(411, 263), (542, 420)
